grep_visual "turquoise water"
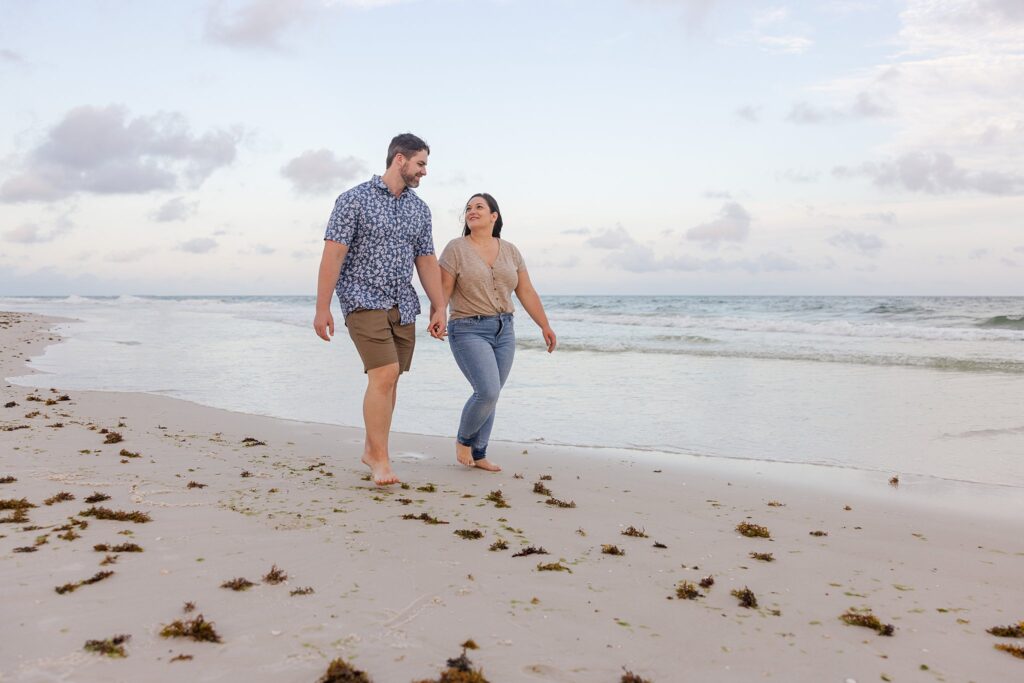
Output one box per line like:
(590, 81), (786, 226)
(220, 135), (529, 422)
(3, 295), (1024, 488)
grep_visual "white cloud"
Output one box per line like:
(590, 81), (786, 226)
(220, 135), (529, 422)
(757, 34), (813, 54)
(154, 196), (198, 222)
(105, 248), (148, 263)
(179, 238), (218, 254)
(1, 48), (24, 64)
(686, 202), (751, 245)
(833, 151), (1024, 195)
(586, 225), (635, 249)
(0, 105), (241, 202)
(827, 230), (885, 256)
(561, 227), (591, 235)
(862, 211), (896, 224)
(281, 149), (367, 195)
(786, 92), (894, 124)
(735, 105), (760, 122)
(2, 215), (72, 244)
(205, 0), (319, 50)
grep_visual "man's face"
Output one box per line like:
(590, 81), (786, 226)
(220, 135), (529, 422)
(398, 150), (428, 188)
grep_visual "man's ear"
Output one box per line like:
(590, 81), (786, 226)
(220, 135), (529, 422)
(390, 153), (406, 169)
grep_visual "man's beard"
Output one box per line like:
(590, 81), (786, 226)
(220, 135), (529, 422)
(400, 163), (421, 187)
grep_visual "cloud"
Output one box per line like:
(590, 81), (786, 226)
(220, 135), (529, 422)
(833, 151), (1024, 195)
(863, 211), (897, 224)
(609, 243), (801, 273)
(735, 105), (760, 122)
(2, 215), (73, 244)
(786, 92), (894, 124)
(561, 227), (591, 235)
(105, 248), (148, 263)
(827, 230), (885, 256)
(968, 248), (989, 259)
(153, 196), (198, 222)
(251, 244), (276, 255)
(686, 202), (751, 245)
(179, 238), (218, 254)
(702, 190), (733, 198)
(1, 48), (24, 64)
(280, 149), (368, 195)
(757, 35), (813, 54)
(0, 105), (241, 202)
(205, 0), (318, 50)
(775, 169), (820, 183)
(586, 225), (635, 249)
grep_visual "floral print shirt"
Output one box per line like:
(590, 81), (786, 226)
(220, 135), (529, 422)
(324, 175), (434, 325)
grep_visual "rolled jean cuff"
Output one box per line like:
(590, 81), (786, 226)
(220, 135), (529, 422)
(457, 436), (487, 461)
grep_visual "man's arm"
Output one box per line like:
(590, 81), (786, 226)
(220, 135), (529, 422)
(415, 254), (446, 338)
(314, 240), (349, 341)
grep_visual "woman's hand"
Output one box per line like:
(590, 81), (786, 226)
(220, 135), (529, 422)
(542, 326), (557, 353)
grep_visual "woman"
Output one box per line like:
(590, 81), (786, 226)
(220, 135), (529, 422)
(438, 193), (556, 472)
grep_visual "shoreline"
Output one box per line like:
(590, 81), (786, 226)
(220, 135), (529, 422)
(2, 311), (1023, 681)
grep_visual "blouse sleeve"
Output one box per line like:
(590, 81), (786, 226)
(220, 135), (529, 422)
(439, 239), (459, 276)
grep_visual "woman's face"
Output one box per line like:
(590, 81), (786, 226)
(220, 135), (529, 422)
(465, 196), (497, 232)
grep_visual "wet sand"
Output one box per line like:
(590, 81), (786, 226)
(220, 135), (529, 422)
(2, 311), (1022, 682)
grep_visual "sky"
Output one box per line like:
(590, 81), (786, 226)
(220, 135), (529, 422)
(0, 0), (1022, 296)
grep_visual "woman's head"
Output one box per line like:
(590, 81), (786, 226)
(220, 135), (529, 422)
(462, 193), (502, 238)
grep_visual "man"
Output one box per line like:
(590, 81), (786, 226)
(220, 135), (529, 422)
(313, 133), (446, 485)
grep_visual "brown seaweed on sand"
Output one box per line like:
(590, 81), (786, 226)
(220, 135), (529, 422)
(995, 644), (1024, 659)
(621, 526), (648, 538)
(0, 498), (34, 524)
(532, 481), (552, 496)
(620, 669), (652, 683)
(537, 561), (572, 573)
(601, 544), (625, 556)
(160, 614), (222, 643)
(240, 470), (253, 478)
(103, 431), (123, 444)
(699, 575), (715, 589)
(241, 437), (266, 447)
(290, 586), (315, 596)
(675, 581), (703, 600)
(0, 476), (16, 484)
(454, 529), (484, 540)
(83, 634), (130, 658)
(987, 622), (1024, 637)
(119, 449), (140, 458)
(44, 491), (75, 505)
(412, 644), (490, 683)
(731, 587), (758, 609)
(840, 610), (894, 636)
(417, 483), (437, 493)
(56, 570), (114, 594)
(545, 497), (576, 508)
(889, 475), (900, 487)
(93, 542), (143, 552)
(221, 577), (255, 591)
(749, 551), (775, 562)
(81, 506), (151, 523)
(263, 565), (288, 584)
(84, 492), (111, 504)
(484, 490), (510, 508)
(512, 546), (548, 558)
(170, 654), (194, 662)
(187, 481), (207, 489)
(402, 512), (448, 525)
(13, 546), (37, 553)
(318, 657), (373, 682)
(736, 522), (770, 538)
(652, 541), (667, 549)
(809, 530), (828, 537)
(488, 539), (508, 551)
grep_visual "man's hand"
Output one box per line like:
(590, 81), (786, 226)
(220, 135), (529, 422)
(314, 310), (335, 341)
(429, 307), (447, 340)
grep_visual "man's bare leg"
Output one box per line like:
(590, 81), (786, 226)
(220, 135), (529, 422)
(361, 363), (400, 485)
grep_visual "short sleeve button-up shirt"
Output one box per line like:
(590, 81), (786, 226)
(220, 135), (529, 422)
(324, 175), (434, 325)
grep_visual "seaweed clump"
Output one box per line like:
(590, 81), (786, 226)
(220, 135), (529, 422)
(675, 581), (702, 600)
(489, 539), (508, 551)
(840, 610), (894, 636)
(652, 541), (667, 549)
(402, 512), (448, 525)
(412, 643), (489, 683)
(454, 529), (484, 540)
(221, 577), (256, 591)
(1, 498), (35, 524)
(187, 481), (207, 489)
(621, 669), (652, 683)
(995, 644), (1024, 659)
(44, 491), (75, 505)
(84, 492), (111, 504)
(731, 587), (758, 609)
(291, 586), (315, 596)
(602, 544), (625, 556)
(512, 546), (548, 558)
(55, 570), (114, 594)
(417, 483), (437, 493)
(81, 506), (151, 523)
(83, 634), (130, 658)
(317, 657), (373, 682)
(736, 522), (770, 538)
(809, 530), (828, 537)
(263, 564), (288, 584)
(94, 542), (142, 553)
(119, 449), (141, 458)
(0, 476), (16, 484)
(103, 431), (123, 444)
(532, 481), (552, 496)
(241, 437), (266, 447)
(621, 526), (648, 538)
(484, 490), (510, 508)
(987, 621), (1024, 638)
(537, 562), (572, 573)
(699, 575), (715, 589)
(160, 614), (222, 643)
(749, 552), (775, 562)
(545, 497), (576, 508)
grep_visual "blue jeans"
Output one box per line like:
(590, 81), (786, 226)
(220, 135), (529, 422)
(448, 314), (516, 460)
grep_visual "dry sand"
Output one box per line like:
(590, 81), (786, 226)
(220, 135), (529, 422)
(1, 311), (1023, 682)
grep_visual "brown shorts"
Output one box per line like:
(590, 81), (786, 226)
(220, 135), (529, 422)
(345, 307), (416, 373)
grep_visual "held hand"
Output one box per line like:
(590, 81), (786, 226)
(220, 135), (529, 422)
(313, 310), (335, 342)
(428, 309), (448, 340)
(542, 326), (557, 353)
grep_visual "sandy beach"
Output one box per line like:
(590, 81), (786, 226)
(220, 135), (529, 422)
(2, 311), (1023, 682)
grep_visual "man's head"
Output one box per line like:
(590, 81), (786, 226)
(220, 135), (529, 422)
(386, 133), (430, 188)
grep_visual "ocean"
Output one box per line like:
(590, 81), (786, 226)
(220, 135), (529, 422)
(3, 295), (1023, 490)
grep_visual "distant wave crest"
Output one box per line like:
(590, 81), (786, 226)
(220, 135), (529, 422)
(978, 315), (1024, 330)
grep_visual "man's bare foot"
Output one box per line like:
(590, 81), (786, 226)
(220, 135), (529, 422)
(474, 458), (501, 472)
(361, 454), (399, 485)
(456, 442), (475, 467)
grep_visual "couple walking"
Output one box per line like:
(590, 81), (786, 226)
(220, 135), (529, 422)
(313, 133), (557, 485)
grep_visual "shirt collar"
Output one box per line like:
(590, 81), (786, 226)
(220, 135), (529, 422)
(372, 174), (409, 198)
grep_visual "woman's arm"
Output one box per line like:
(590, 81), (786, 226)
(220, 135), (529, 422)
(436, 268), (457, 338)
(514, 269), (557, 352)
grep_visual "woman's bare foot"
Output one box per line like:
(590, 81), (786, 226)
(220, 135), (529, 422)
(474, 458), (501, 472)
(456, 442), (475, 467)
(361, 454), (399, 485)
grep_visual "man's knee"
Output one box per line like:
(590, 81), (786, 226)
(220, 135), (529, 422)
(367, 363), (400, 392)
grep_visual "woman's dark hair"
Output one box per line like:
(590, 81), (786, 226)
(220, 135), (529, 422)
(462, 192), (503, 238)
(386, 133), (430, 168)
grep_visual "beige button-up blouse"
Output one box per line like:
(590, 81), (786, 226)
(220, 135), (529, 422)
(439, 237), (526, 320)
